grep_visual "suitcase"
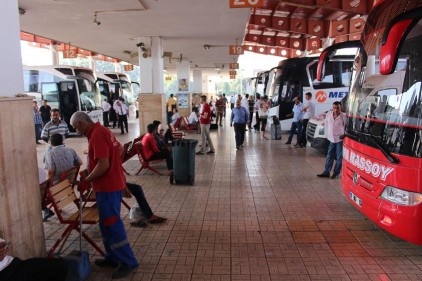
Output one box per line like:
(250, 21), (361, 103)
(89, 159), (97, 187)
(210, 123), (218, 130)
(271, 123), (282, 140)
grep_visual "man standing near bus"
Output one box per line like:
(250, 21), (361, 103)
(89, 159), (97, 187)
(41, 109), (69, 143)
(39, 99), (51, 127)
(317, 101), (346, 179)
(102, 98), (111, 127)
(300, 92), (315, 147)
(70, 112), (139, 279)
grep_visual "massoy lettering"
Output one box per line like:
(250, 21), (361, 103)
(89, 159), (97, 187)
(343, 147), (394, 181)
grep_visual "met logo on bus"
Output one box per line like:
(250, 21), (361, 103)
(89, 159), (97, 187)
(328, 91), (347, 98)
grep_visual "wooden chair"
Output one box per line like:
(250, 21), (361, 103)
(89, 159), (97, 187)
(173, 117), (183, 130)
(133, 142), (165, 175)
(182, 116), (199, 132)
(121, 141), (136, 175)
(77, 169), (131, 211)
(47, 179), (105, 256)
(168, 123), (185, 139)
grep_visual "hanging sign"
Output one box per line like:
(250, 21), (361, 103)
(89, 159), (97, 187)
(230, 75), (236, 79)
(63, 49), (77, 58)
(229, 70), (237, 75)
(230, 0), (264, 8)
(229, 63), (239, 69)
(229, 45), (244, 55)
(165, 77), (172, 81)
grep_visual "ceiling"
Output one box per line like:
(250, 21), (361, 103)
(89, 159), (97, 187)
(17, 0), (373, 77)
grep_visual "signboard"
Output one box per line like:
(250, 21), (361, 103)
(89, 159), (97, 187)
(165, 76), (172, 81)
(63, 49), (77, 59)
(229, 70), (237, 75)
(229, 63), (239, 69)
(229, 45), (244, 55)
(123, 65), (134, 71)
(229, 0), (264, 8)
(230, 75), (236, 79)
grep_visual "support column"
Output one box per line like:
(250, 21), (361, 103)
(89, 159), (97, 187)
(0, 0), (46, 259)
(138, 37), (166, 134)
(192, 69), (203, 108)
(49, 43), (59, 65)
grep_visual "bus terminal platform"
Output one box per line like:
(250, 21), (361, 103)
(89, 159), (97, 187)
(36, 117), (422, 281)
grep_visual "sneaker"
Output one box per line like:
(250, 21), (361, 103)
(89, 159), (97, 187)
(317, 173), (330, 178)
(112, 264), (139, 279)
(331, 174), (340, 179)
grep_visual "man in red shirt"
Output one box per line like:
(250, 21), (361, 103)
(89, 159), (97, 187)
(70, 112), (139, 279)
(141, 123), (174, 183)
(196, 95), (215, 155)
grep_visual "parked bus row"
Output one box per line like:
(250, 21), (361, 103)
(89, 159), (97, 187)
(23, 66), (140, 132)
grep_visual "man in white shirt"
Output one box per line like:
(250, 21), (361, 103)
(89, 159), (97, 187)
(317, 101), (347, 179)
(300, 92), (315, 147)
(101, 98), (111, 127)
(114, 97), (129, 134)
(240, 94), (250, 130)
(0, 238), (67, 280)
(188, 107), (199, 125)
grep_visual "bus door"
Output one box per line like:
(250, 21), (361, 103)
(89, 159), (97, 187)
(59, 81), (78, 131)
(40, 82), (59, 110)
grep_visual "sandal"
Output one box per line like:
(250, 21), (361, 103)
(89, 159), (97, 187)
(148, 216), (167, 224)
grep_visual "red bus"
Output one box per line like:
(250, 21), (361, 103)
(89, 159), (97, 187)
(320, 0), (422, 244)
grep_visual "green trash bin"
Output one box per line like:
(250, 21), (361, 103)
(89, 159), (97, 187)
(172, 139), (198, 185)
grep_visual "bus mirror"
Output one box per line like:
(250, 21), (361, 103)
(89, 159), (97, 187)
(316, 49), (329, 82)
(380, 19), (413, 75)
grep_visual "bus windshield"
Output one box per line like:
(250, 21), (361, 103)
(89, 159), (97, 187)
(74, 69), (101, 111)
(346, 26), (422, 158)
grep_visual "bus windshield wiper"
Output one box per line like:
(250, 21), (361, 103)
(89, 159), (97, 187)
(348, 131), (399, 164)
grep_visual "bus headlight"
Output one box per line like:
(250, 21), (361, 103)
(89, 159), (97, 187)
(380, 186), (422, 206)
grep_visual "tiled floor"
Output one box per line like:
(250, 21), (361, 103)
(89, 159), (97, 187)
(37, 117), (422, 281)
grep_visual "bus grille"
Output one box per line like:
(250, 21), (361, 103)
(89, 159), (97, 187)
(307, 122), (317, 139)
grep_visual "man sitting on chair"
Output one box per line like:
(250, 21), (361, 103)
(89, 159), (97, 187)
(42, 133), (82, 220)
(141, 123), (174, 184)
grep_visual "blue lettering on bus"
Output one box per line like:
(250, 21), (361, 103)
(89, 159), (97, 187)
(328, 92), (348, 98)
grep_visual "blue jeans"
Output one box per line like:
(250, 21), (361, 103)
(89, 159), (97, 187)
(287, 121), (302, 143)
(324, 141), (343, 175)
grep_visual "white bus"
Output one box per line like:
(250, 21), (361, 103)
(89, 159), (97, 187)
(23, 65), (103, 132)
(96, 72), (139, 105)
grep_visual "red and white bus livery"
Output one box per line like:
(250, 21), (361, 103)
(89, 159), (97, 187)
(336, 0), (422, 244)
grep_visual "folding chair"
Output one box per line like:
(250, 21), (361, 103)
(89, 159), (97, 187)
(183, 116), (199, 132)
(47, 179), (105, 256)
(133, 142), (165, 175)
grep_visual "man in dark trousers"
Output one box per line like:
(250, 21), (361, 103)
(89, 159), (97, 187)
(38, 99), (51, 126)
(70, 112), (139, 279)
(230, 99), (249, 150)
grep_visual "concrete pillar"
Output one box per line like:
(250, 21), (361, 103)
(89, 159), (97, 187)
(88, 56), (96, 72)
(193, 69), (202, 93)
(50, 43), (59, 65)
(0, 0), (46, 259)
(138, 37), (166, 134)
(114, 62), (121, 72)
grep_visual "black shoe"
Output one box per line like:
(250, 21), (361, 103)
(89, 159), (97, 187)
(331, 174), (340, 179)
(285, 141), (291, 144)
(317, 173), (330, 178)
(95, 259), (120, 268)
(169, 173), (174, 184)
(43, 209), (55, 221)
(112, 264), (139, 279)
(206, 150), (215, 154)
(236, 146), (239, 150)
